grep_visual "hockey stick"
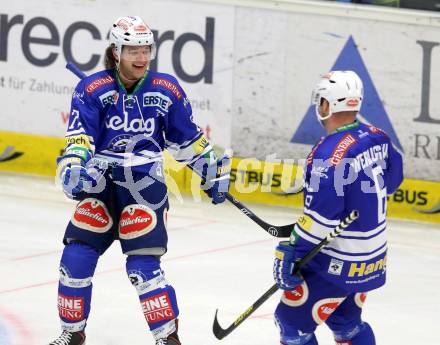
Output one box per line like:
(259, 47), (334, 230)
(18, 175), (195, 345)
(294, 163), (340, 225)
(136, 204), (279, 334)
(66, 61), (86, 79)
(224, 193), (295, 237)
(212, 210), (359, 340)
(65, 61), (296, 238)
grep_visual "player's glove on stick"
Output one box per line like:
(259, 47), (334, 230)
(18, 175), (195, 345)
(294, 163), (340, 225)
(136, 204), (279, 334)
(56, 154), (99, 200)
(273, 241), (304, 290)
(194, 154), (231, 204)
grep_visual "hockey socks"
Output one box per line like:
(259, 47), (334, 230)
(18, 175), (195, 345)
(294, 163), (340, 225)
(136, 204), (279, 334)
(58, 242), (99, 331)
(126, 255), (179, 340)
(275, 313), (318, 345)
(334, 322), (376, 345)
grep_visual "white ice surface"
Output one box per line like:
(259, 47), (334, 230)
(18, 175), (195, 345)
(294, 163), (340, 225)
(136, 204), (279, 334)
(0, 172), (439, 345)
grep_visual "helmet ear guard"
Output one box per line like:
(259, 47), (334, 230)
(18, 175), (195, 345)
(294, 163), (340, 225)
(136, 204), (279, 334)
(311, 71), (363, 122)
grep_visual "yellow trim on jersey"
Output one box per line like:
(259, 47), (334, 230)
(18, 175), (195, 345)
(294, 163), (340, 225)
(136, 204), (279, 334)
(191, 135), (210, 156)
(297, 214), (314, 232)
(1, 131), (439, 225)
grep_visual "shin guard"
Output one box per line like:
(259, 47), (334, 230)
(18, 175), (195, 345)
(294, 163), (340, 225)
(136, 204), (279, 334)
(333, 322), (376, 345)
(274, 312), (318, 345)
(126, 255), (179, 340)
(58, 242), (99, 331)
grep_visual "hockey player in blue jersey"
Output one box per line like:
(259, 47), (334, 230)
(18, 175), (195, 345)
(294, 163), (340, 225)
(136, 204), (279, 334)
(272, 71), (403, 345)
(49, 16), (230, 345)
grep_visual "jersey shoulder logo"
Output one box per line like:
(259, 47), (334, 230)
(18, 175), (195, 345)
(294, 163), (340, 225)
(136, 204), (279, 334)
(330, 133), (357, 166)
(151, 78), (182, 100)
(367, 124), (387, 137)
(85, 75), (114, 94)
(291, 36), (403, 152)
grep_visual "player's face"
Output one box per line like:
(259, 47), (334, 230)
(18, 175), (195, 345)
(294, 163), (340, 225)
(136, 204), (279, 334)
(119, 45), (151, 80)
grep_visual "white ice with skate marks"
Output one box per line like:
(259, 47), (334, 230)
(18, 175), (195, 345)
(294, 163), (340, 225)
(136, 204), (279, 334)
(0, 172), (439, 345)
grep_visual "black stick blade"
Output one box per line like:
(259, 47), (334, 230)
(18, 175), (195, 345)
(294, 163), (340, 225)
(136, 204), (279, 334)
(277, 223), (295, 237)
(213, 309), (227, 340)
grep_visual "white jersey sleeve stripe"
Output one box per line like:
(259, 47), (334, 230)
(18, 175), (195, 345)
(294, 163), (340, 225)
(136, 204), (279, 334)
(300, 220), (387, 241)
(326, 231), (387, 255)
(65, 128), (86, 136)
(304, 207), (340, 226)
(339, 222), (386, 239)
(295, 225), (387, 255)
(321, 245), (388, 262)
(94, 153), (163, 166)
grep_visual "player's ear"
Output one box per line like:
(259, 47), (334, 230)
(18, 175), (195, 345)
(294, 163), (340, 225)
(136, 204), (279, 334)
(322, 99), (329, 113)
(112, 48), (118, 62)
(320, 98), (329, 115)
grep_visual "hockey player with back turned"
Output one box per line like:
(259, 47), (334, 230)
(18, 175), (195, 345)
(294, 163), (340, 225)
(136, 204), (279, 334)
(49, 16), (230, 345)
(272, 71), (403, 345)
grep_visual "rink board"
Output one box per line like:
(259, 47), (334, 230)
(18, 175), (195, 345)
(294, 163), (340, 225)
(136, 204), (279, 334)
(1, 0), (440, 181)
(0, 130), (439, 224)
(0, 130), (187, 195)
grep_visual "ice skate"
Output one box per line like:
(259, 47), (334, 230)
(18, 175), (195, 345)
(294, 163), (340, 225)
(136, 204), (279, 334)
(155, 330), (181, 345)
(49, 330), (86, 345)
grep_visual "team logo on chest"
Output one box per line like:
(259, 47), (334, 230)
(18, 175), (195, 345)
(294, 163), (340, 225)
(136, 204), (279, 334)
(106, 94), (156, 134)
(143, 92), (172, 112)
(106, 112), (155, 134)
(108, 134), (133, 152)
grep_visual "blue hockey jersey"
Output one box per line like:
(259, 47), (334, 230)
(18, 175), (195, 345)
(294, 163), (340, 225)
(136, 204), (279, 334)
(293, 121), (403, 292)
(64, 69), (214, 170)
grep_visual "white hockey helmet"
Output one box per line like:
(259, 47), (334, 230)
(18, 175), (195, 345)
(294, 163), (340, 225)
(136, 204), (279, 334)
(311, 71), (363, 121)
(109, 16), (156, 62)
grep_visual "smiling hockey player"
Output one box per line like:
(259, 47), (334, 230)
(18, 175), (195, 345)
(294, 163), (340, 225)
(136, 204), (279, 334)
(48, 16), (230, 345)
(272, 71), (403, 345)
